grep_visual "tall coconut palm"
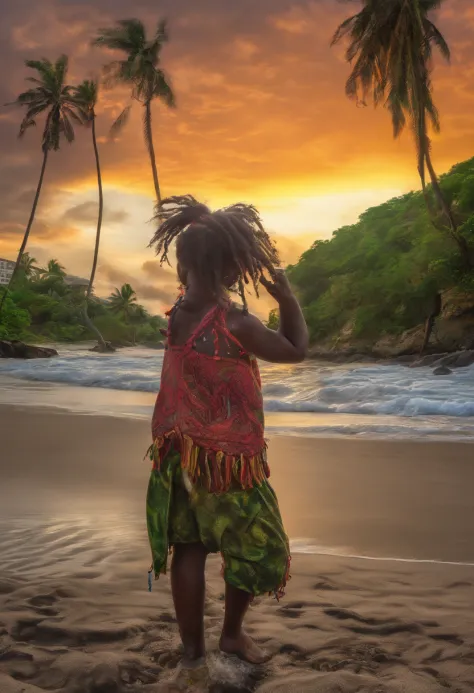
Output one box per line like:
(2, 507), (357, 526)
(108, 283), (138, 321)
(73, 79), (108, 351)
(92, 18), (175, 206)
(332, 0), (471, 267)
(0, 55), (80, 318)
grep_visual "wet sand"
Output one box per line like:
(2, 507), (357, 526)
(1, 405), (473, 691)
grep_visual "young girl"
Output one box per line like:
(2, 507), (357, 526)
(146, 195), (308, 669)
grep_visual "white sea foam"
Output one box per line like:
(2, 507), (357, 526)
(289, 538), (474, 566)
(1, 346), (474, 438)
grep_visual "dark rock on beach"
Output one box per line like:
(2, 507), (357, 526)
(0, 340), (58, 359)
(411, 350), (474, 370)
(89, 341), (116, 353)
(433, 366), (452, 376)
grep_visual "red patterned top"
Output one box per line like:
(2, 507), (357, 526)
(150, 301), (269, 491)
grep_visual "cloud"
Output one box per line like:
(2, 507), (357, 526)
(62, 201), (128, 225)
(141, 260), (176, 282)
(99, 262), (177, 307)
(272, 233), (314, 265)
(0, 0), (473, 287)
(0, 220), (81, 257)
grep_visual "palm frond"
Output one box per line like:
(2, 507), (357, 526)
(152, 69), (176, 107)
(63, 104), (87, 125)
(24, 58), (53, 76)
(155, 18), (170, 44)
(110, 104), (132, 136)
(54, 55), (69, 86)
(102, 60), (136, 89)
(425, 89), (440, 132)
(8, 89), (49, 106)
(93, 18), (146, 53)
(331, 15), (357, 46)
(60, 113), (75, 143)
(119, 18), (146, 48)
(423, 19), (450, 61)
(95, 16), (174, 111)
(19, 117), (36, 138)
(9, 54), (79, 151)
(333, 0), (450, 149)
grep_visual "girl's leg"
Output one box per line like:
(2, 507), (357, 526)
(171, 542), (208, 661)
(219, 583), (270, 664)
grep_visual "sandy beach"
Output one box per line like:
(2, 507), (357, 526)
(1, 405), (474, 691)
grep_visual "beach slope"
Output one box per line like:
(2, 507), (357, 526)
(0, 406), (473, 691)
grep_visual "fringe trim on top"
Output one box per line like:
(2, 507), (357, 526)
(145, 432), (270, 493)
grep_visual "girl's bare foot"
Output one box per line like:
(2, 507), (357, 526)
(219, 632), (271, 664)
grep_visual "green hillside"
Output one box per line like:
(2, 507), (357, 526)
(288, 157), (474, 346)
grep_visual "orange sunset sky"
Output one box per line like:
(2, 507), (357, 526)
(1, 0), (474, 315)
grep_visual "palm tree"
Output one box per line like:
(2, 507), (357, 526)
(44, 259), (66, 279)
(19, 252), (38, 278)
(332, 0), (471, 268)
(129, 303), (150, 345)
(92, 18), (175, 206)
(73, 80), (108, 351)
(108, 283), (138, 321)
(0, 55), (80, 318)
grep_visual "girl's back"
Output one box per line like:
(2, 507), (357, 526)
(151, 298), (268, 493)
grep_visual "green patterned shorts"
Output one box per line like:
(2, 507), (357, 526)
(146, 449), (290, 597)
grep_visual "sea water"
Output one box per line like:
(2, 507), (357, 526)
(1, 343), (474, 439)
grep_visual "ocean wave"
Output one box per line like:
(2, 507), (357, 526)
(0, 353), (162, 392)
(265, 399), (331, 413)
(2, 348), (474, 423)
(265, 423), (474, 439)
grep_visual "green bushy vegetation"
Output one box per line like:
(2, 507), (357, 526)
(288, 158), (474, 343)
(0, 260), (166, 346)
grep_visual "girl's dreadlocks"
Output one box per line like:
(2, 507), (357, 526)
(149, 195), (280, 312)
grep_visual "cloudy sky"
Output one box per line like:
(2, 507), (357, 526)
(1, 0), (474, 315)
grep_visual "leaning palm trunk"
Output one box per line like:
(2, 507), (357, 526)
(144, 100), (162, 206)
(420, 292), (442, 355)
(424, 150), (471, 268)
(411, 55), (470, 269)
(83, 115), (109, 350)
(415, 99), (437, 219)
(0, 149), (49, 318)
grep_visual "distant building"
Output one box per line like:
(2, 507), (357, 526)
(64, 275), (90, 291)
(0, 258), (15, 286)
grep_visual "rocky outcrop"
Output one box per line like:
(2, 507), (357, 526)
(0, 340), (58, 359)
(372, 326), (425, 358)
(307, 346), (374, 363)
(89, 341), (116, 353)
(309, 289), (474, 363)
(411, 350), (474, 369)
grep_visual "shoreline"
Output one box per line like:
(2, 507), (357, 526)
(1, 404), (474, 691)
(2, 374), (474, 444)
(2, 404), (474, 564)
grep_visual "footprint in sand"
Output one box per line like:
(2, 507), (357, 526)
(323, 607), (425, 637)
